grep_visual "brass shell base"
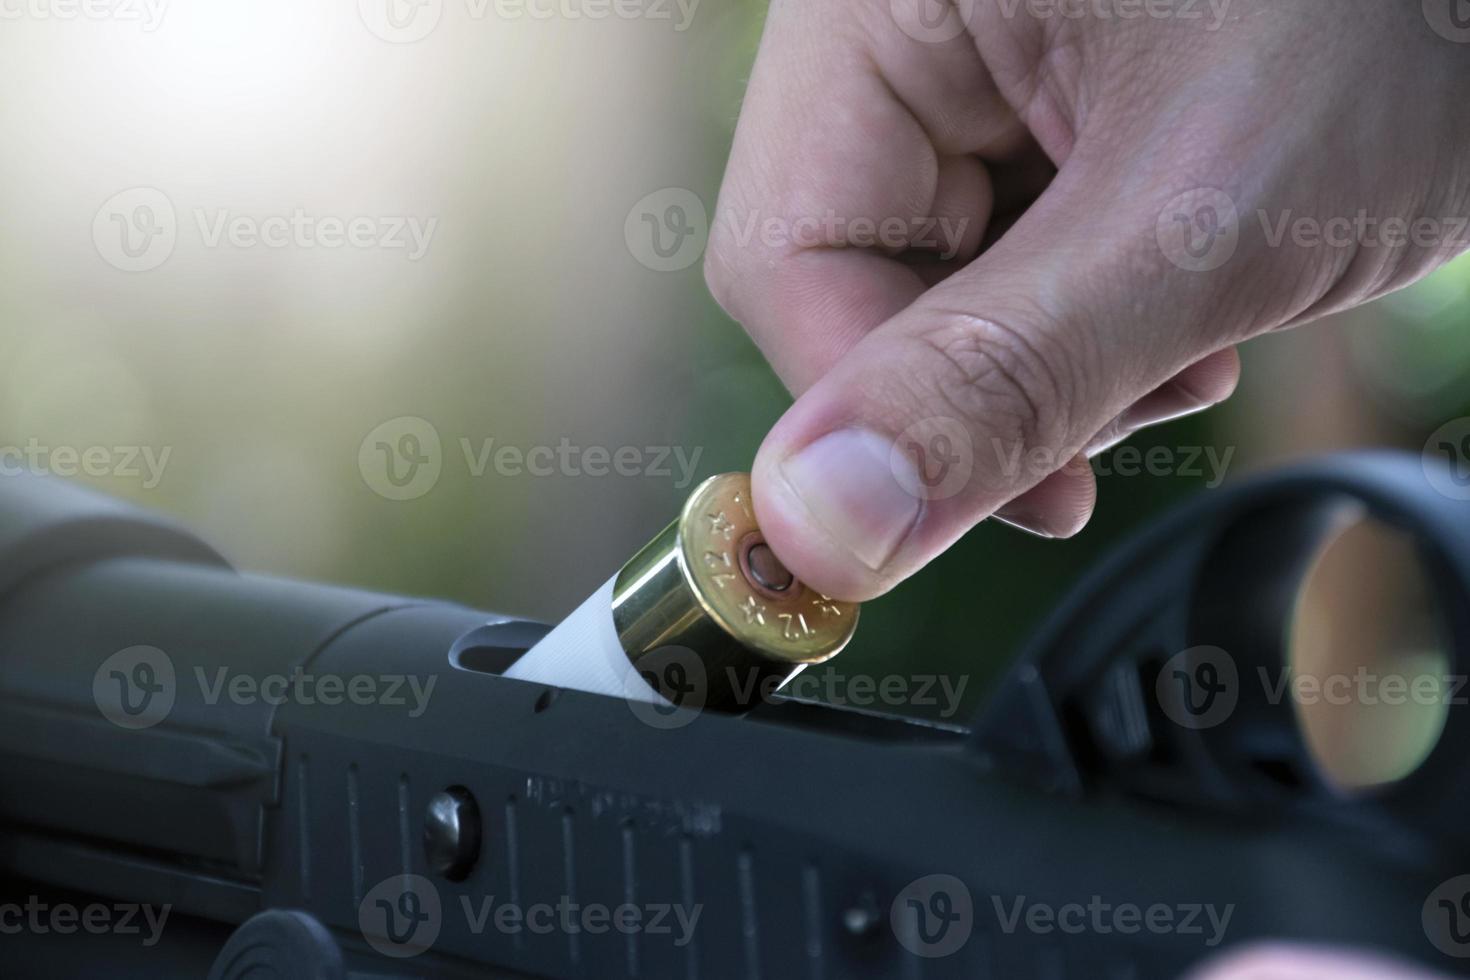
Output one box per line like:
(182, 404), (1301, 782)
(612, 473), (859, 711)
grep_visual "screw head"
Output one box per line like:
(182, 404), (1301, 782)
(423, 786), (481, 881)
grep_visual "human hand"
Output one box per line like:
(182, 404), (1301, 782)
(705, 0), (1470, 600)
(1189, 944), (1452, 980)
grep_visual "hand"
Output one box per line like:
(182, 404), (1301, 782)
(705, 0), (1470, 600)
(1190, 945), (1451, 980)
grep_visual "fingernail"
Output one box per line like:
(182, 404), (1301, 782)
(778, 428), (921, 571)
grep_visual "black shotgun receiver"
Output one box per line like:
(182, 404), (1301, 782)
(1, 451), (1469, 978)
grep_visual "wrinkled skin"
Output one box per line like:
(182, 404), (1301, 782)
(707, 0), (1470, 603)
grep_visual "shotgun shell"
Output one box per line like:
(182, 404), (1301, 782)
(503, 473), (860, 712)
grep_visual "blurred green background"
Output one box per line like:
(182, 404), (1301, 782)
(2, 0), (1468, 725)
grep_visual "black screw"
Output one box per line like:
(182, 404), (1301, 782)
(424, 786), (482, 881)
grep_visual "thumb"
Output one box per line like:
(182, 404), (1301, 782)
(751, 166), (1268, 601)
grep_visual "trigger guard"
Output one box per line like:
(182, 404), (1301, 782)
(971, 450), (1470, 853)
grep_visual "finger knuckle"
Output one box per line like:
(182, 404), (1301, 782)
(911, 310), (1081, 461)
(702, 230), (745, 321)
